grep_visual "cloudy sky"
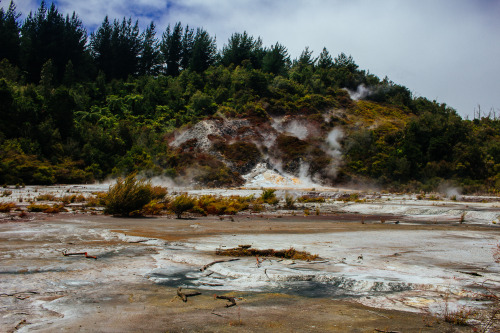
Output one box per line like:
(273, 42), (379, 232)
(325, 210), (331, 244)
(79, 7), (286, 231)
(4, 0), (500, 118)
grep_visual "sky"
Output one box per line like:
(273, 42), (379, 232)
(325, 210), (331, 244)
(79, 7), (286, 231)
(3, 0), (500, 119)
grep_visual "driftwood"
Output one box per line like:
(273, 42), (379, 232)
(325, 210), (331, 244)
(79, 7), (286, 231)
(214, 295), (236, 307)
(177, 287), (201, 302)
(200, 258), (240, 272)
(0, 291), (39, 300)
(374, 329), (401, 333)
(62, 250), (97, 259)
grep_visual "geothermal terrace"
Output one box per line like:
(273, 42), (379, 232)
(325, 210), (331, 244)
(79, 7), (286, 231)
(1, 177), (499, 332)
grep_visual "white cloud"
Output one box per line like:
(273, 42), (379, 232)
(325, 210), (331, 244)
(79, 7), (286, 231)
(2, 0), (499, 118)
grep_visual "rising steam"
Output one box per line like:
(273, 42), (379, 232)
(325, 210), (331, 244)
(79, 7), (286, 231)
(347, 84), (371, 101)
(325, 128), (344, 178)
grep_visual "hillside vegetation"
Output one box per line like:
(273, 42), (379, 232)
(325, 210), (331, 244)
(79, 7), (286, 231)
(1, 1), (499, 193)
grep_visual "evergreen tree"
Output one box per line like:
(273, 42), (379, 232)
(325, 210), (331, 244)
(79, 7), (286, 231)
(90, 16), (113, 78)
(20, 1), (87, 83)
(0, 0), (21, 66)
(334, 52), (358, 72)
(160, 22), (183, 76)
(139, 21), (161, 76)
(180, 25), (194, 70)
(262, 42), (290, 75)
(317, 47), (333, 69)
(91, 16), (142, 80)
(294, 46), (316, 69)
(112, 17), (142, 79)
(189, 28), (217, 73)
(221, 32), (264, 69)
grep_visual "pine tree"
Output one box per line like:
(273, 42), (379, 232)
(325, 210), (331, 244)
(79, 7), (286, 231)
(139, 22), (161, 76)
(160, 22), (183, 76)
(21, 1), (87, 83)
(262, 42), (290, 75)
(189, 28), (217, 73)
(180, 25), (194, 71)
(317, 47), (333, 69)
(221, 32), (264, 69)
(0, 1), (21, 66)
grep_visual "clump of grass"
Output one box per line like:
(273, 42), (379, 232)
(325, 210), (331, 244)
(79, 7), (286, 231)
(260, 189), (279, 205)
(27, 203), (66, 213)
(1, 190), (12, 197)
(216, 246), (318, 261)
(195, 194), (252, 215)
(337, 193), (360, 202)
(428, 194), (441, 201)
(460, 212), (466, 224)
(297, 195), (325, 203)
(61, 194), (86, 204)
(0, 202), (17, 212)
(36, 193), (58, 201)
(104, 174), (154, 216)
(86, 192), (107, 207)
(283, 192), (296, 209)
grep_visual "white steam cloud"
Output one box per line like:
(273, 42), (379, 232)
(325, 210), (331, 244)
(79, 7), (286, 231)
(325, 127), (344, 179)
(347, 84), (371, 101)
(285, 120), (309, 140)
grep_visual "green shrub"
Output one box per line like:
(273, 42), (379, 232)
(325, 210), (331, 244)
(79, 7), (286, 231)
(104, 174), (153, 216)
(169, 193), (195, 218)
(284, 192), (296, 209)
(260, 189), (279, 205)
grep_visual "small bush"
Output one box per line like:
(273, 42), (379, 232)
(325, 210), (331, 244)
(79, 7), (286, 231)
(1, 190), (12, 197)
(61, 194), (86, 204)
(190, 205), (207, 216)
(151, 186), (168, 201)
(27, 203), (51, 212)
(28, 203), (66, 213)
(104, 174), (153, 216)
(297, 195), (325, 203)
(0, 202), (16, 212)
(260, 189), (279, 205)
(86, 192), (107, 207)
(142, 200), (167, 215)
(169, 193), (195, 218)
(284, 192), (296, 209)
(36, 193), (58, 201)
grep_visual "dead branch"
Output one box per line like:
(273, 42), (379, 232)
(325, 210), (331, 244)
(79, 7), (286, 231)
(374, 329), (401, 333)
(200, 258), (240, 272)
(177, 287), (201, 302)
(0, 291), (39, 300)
(214, 294), (236, 307)
(62, 250), (97, 259)
(128, 239), (153, 243)
(15, 319), (27, 330)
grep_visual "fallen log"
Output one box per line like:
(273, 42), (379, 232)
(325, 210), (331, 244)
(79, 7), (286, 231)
(200, 258), (240, 272)
(214, 294), (236, 307)
(177, 287), (201, 302)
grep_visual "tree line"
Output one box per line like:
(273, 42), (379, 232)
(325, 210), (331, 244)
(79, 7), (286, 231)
(0, 1), (356, 84)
